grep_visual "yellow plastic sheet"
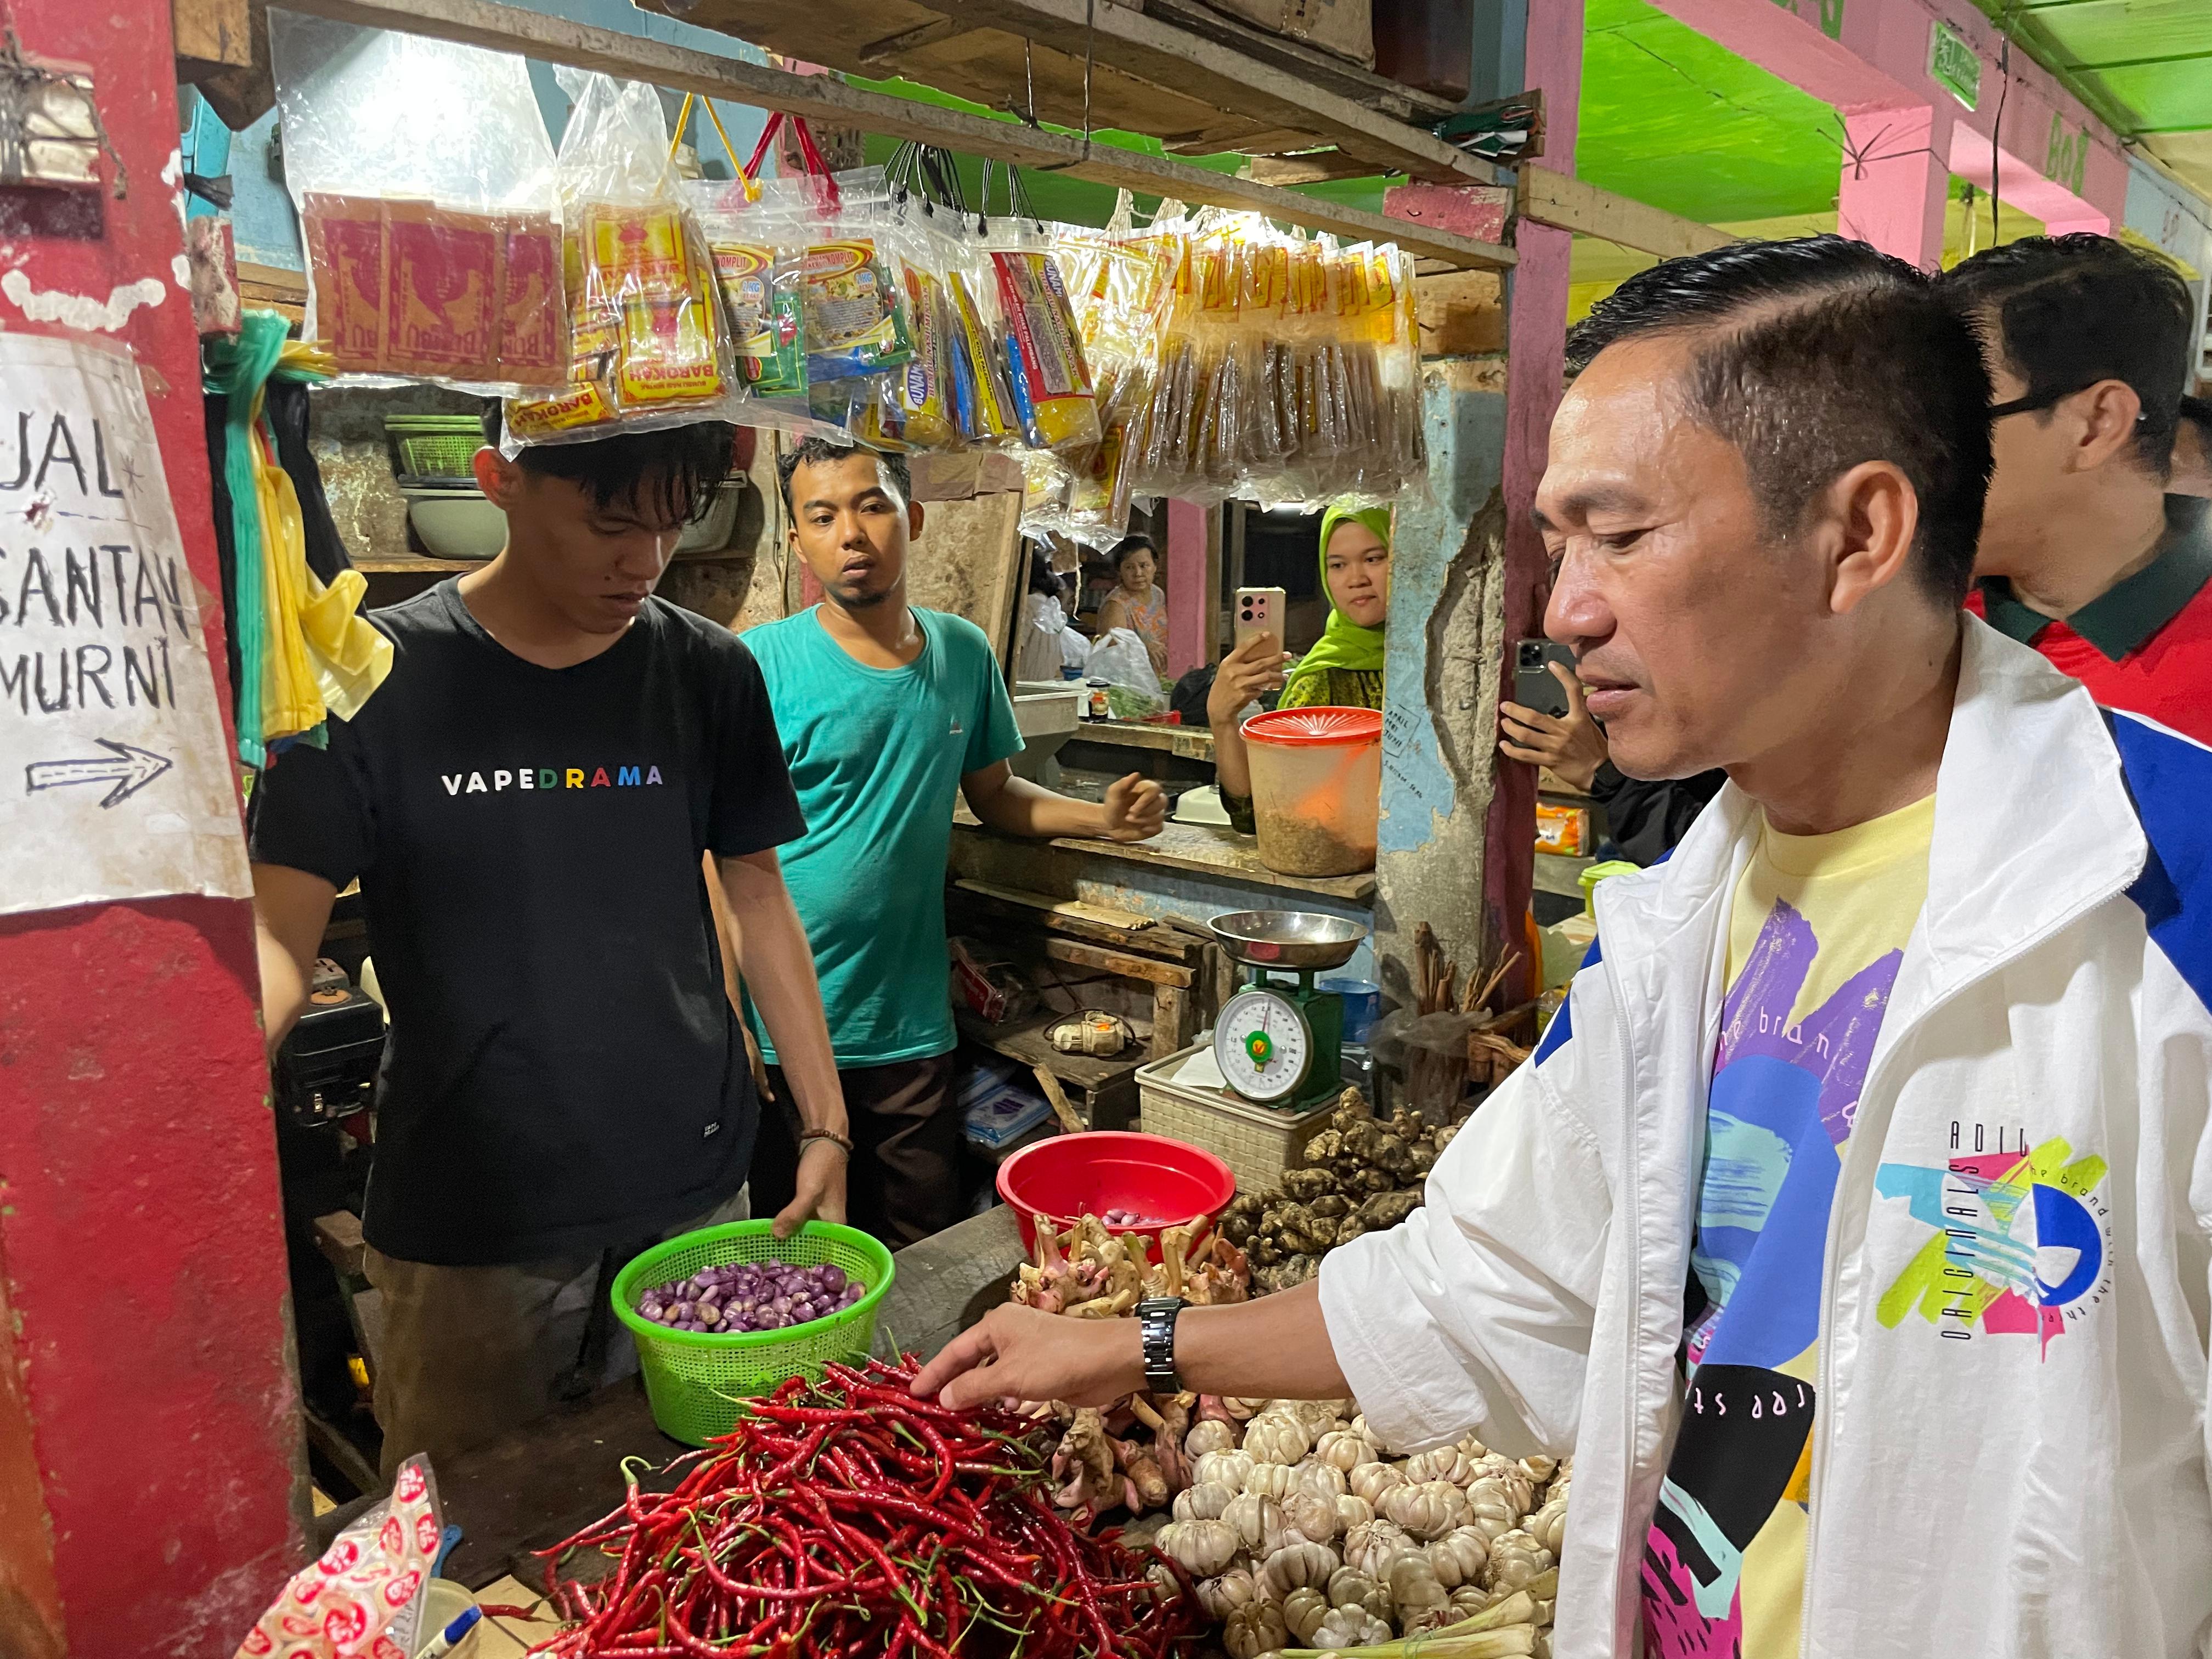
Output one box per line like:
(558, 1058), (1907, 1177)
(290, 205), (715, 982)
(247, 383), (392, 744)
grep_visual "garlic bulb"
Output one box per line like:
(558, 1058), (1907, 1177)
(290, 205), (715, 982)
(1155, 1518), (1238, 1578)
(1313, 1607), (1392, 1650)
(1241, 1460), (1294, 1501)
(1386, 1553), (1449, 1620)
(1426, 1526), (1489, 1590)
(1348, 1461), (1407, 1506)
(1313, 1429), (1378, 1472)
(1465, 1476), (1522, 1541)
(1282, 1585), (1331, 1645)
(1327, 1566), (1395, 1624)
(1173, 1481), (1237, 1523)
(1194, 1449), (1255, 1493)
(1223, 1601), (1287, 1659)
(1520, 1454), (1558, 1484)
(1334, 1493), (1374, 1534)
(1242, 1413), (1313, 1466)
(1402, 1447), (1476, 1487)
(1195, 1568), (1260, 1622)
(1260, 1540), (1340, 1599)
(1223, 1492), (1285, 1555)
(1528, 1494), (1568, 1555)
(1380, 1479), (1470, 1542)
(1342, 1518), (1416, 1579)
(1481, 1528), (1555, 1594)
(1283, 1489), (1339, 1543)
(1184, 1419), (1239, 1461)
(1291, 1460), (1349, 1502)
(1470, 1453), (1536, 1514)
(1448, 1584), (1490, 1621)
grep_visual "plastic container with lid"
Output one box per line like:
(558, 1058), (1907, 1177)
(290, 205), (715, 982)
(1241, 706), (1383, 877)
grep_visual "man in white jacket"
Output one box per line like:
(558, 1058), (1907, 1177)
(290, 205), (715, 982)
(913, 237), (2212, 1659)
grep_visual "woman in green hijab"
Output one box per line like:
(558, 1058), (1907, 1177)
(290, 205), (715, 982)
(1207, 503), (1392, 831)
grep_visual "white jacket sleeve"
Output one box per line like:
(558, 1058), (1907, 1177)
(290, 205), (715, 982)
(1318, 1049), (1611, 1458)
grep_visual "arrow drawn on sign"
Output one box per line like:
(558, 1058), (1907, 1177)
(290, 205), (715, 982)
(25, 739), (173, 808)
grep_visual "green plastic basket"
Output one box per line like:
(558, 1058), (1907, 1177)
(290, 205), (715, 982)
(612, 1220), (895, 1446)
(391, 431), (484, 480)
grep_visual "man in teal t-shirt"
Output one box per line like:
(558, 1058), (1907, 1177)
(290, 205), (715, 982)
(745, 440), (1167, 1244)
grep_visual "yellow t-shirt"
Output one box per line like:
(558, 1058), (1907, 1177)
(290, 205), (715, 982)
(1640, 794), (1934, 1659)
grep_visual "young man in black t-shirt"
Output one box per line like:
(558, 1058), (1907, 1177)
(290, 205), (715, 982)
(252, 416), (849, 1477)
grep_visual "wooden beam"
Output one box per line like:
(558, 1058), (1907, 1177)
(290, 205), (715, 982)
(1041, 936), (1197, 988)
(1245, 150), (1378, 187)
(857, 16), (972, 63)
(279, 0), (1515, 270)
(861, 0), (1504, 184)
(1514, 169), (1735, 260)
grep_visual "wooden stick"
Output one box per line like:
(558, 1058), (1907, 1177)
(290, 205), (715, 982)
(1032, 1066), (1089, 1137)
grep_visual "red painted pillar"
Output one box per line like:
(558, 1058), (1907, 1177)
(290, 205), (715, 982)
(0, 2), (306, 1651)
(1492, 0), (1583, 1002)
(1163, 498), (1209, 682)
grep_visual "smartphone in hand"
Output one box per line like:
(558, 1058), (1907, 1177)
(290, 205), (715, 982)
(1235, 586), (1287, 652)
(1514, 638), (1577, 718)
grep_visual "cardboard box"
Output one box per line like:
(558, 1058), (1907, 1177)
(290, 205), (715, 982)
(1201, 0), (1373, 67)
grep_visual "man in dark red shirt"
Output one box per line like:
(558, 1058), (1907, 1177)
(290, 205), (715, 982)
(1944, 236), (2211, 744)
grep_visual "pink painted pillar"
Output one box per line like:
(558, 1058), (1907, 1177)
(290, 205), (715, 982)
(1838, 103), (1951, 268)
(1164, 498), (1209, 682)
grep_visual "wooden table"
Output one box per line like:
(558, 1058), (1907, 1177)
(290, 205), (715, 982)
(317, 1208), (1028, 1588)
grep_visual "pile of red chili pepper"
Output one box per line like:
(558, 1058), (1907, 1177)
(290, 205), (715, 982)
(533, 1354), (1206, 1659)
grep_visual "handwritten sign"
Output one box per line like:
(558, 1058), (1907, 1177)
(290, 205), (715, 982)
(0, 334), (251, 916)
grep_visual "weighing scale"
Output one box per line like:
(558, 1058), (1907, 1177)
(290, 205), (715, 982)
(1207, 910), (1370, 1109)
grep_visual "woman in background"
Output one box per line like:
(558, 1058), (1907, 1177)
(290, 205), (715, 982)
(1209, 504), (1390, 833)
(1095, 534), (1170, 680)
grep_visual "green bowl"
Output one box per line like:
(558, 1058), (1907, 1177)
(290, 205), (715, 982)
(612, 1220), (895, 1446)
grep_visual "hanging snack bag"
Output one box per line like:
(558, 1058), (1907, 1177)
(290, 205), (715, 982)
(803, 168), (915, 386)
(686, 174), (847, 442)
(273, 12), (567, 393)
(507, 70), (737, 443)
(941, 223), (1020, 449)
(985, 227), (1101, 455)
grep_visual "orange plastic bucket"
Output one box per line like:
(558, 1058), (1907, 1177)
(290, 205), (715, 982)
(1241, 706), (1383, 876)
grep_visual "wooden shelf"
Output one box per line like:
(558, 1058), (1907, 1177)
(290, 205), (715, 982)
(952, 813), (1375, 902)
(355, 554), (480, 574)
(1534, 851), (1596, 899)
(278, 0), (1514, 272)
(648, 0), (1500, 187)
(1064, 721), (1215, 760)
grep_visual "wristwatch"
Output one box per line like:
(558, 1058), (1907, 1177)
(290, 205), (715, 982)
(1136, 1295), (1188, 1392)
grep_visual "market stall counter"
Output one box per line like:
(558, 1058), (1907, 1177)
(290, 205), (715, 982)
(312, 1206), (1027, 1587)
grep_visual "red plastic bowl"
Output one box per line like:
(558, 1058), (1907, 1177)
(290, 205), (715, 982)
(997, 1132), (1237, 1263)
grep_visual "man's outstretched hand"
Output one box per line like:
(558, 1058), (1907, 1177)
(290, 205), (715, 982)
(909, 1303), (1145, 1410)
(1100, 772), (1167, 842)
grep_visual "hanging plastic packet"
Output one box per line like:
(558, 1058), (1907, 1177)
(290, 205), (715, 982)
(506, 70), (740, 445)
(686, 170), (847, 444)
(272, 11), (567, 394)
(801, 168), (915, 389)
(983, 224), (1101, 455)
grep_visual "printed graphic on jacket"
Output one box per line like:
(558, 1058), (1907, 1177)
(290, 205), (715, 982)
(1640, 895), (1904, 1659)
(1874, 1131), (2112, 1353)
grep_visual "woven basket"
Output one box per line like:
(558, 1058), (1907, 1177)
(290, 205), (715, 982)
(611, 1220), (894, 1446)
(1136, 1042), (1334, 1194)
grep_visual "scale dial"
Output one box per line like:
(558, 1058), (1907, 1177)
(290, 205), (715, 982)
(1215, 986), (1314, 1104)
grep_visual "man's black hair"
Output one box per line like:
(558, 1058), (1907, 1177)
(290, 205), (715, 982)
(775, 436), (912, 513)
(1942, 234), (2193, 477)
(2181, 392), (2211, 442)
(478, 402), (736, 525)
(1566, 235), (1992, 607)
(1107, 533), (1158, 571)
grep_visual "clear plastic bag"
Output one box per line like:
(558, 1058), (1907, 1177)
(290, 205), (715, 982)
(1084, 626), (1165, 718)
(983, 225), (1101, 455)
(687, 173), (848, 444)
(505, 69), (742, 445)
(272, 12), (566, 394)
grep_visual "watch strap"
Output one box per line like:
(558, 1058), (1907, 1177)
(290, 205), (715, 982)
(1137, 1296), (1187, 1392)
